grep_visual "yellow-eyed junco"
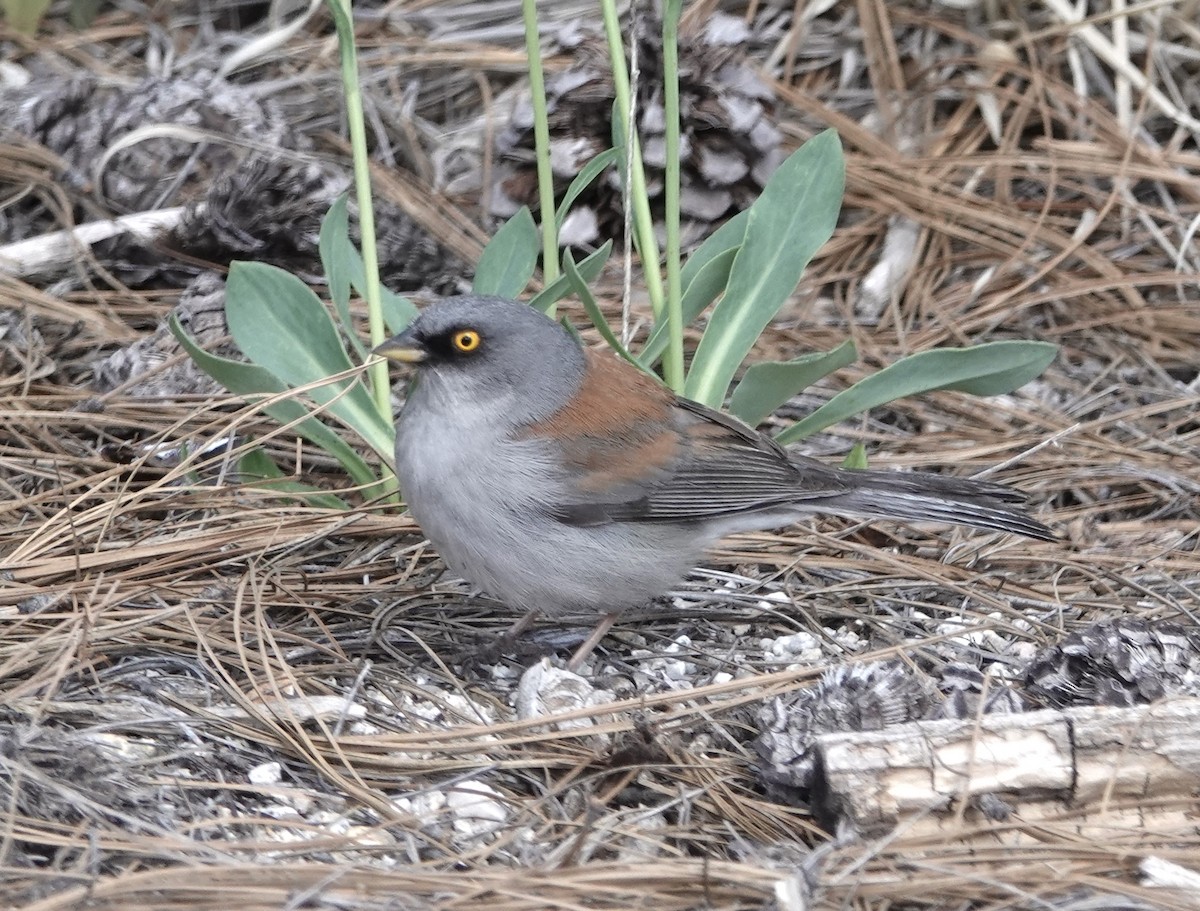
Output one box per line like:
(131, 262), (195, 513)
(376, 295), (1053, 666)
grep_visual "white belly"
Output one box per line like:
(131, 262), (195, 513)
(395, 402), (700, 617)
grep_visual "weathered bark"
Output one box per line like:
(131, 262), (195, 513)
(812, 696), (1200, 840)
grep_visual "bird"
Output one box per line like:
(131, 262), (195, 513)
(375, 295), (1054, 669)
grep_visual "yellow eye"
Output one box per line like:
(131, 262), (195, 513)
(451, 329), (481, 353)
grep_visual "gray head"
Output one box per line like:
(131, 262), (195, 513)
(374, 295), (586, 424)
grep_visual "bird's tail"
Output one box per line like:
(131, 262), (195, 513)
(830, 469), (1056, 541)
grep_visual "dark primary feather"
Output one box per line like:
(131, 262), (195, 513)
(551, 396), (843, 524)
(551, 393), (1055, 541)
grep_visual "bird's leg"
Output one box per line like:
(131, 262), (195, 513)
(566, 611), (620, 672)
(498, 609), (542, 653)
(468, 609), (542, 666)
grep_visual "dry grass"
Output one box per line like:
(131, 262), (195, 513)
(2, 1), (1199, 909)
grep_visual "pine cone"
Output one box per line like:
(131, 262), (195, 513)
(0, 70), (297, 222)
(1022, 618), (1200, 708)
(3, 70), (465, 292)
(754, 662), (938, 800)
(91, 272), (230, 396)
(490, 13), (783, 247)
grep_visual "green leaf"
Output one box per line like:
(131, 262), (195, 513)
(561, 248), (640, 368)
(685, 130), (845, 406)
(638, 208), (751, 368)
(728, 339), (857, 426)
(680, 208), (750, 290)
(237, 450), (350, 509)
(68, 0), (101, 28)
(610, 99), (628, 175)
(379, 291), (419, 337)
(318, 205), (418, 339)
(555, 148), (622, 230)
(529, 241), (612, 313)
(559, 316), (584, 345)
(841, 442), (869, 470)
(776, 340), (1059, 444)
(224, 261), (395, 459)
(639, 246), (738, 369)
(473, 206), (539, 298)
(319, 195), (354, 327)
(343, 260), (418, 338)
(169, 314), (382, 487)
(2, 0), (52, 32)
(317, 194), (371, 360)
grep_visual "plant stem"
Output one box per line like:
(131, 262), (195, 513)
(661, 0), (684, 392)
(328, 0), (390, 421)
(522, 0), (560, 291)
(599, 0), (677, 387)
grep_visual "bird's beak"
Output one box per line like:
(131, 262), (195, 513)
(373, 332), (427, 364)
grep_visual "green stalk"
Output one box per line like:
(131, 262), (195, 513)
(521, 0), (560, 290)
(598, 0), (678, 388)
(328, 0), (389, 421)
(661, 0), (684, 393)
